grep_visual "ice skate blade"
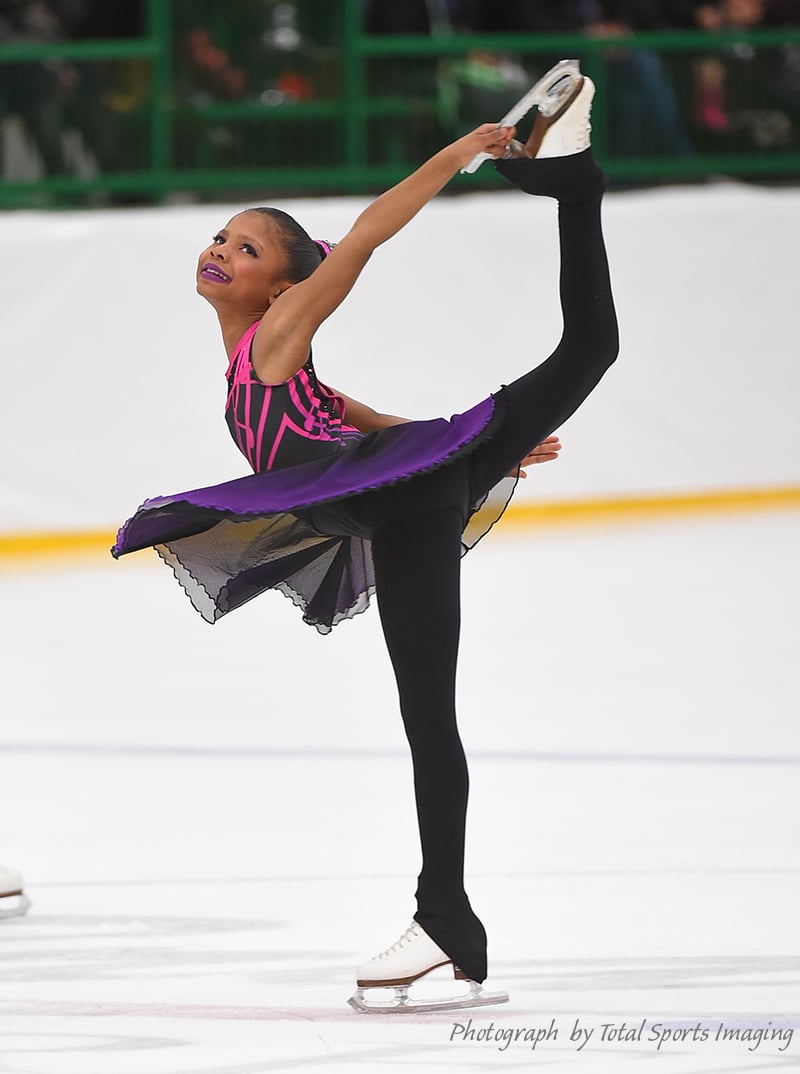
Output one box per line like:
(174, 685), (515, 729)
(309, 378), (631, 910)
(348, 981), (509, 1015)
(461, 59), (581, 174)
(0, 893), (32, 919)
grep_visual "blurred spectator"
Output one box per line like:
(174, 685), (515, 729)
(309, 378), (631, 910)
(174, 2), (321, 106)
(0, 0), (147, 180)
(69, 2), (148, 174)
(363, 0), (442, 99)
(361, 1), (445, 163)
(0, 0), (77, 176)
(182, 26), (247, 99)
(172, 2), (328, 170)
(762, 1), (800, 138)
(581, 2), (694, 156)
(451, 0), (691, 156)
(671, 0), (799, 28)
(171, 3), (251, 171)
(692, 0), (796, 149)
(437, 3), (578, 138)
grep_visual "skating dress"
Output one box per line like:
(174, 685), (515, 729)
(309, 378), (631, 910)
(112, 321), (515, 632)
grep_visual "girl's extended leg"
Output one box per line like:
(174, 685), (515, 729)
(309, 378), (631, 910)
(371, 502), (487, 984)
(469, 152), (619, 500)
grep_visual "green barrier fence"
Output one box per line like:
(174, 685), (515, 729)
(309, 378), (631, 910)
(1, 0), (798, 208)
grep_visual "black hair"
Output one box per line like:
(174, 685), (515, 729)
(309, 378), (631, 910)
(245, 207), (332, 283)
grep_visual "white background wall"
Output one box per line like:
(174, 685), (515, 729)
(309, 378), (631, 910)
(1, 183), (798, 532)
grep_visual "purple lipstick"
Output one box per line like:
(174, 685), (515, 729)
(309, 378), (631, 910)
(200, 262), (231, 283)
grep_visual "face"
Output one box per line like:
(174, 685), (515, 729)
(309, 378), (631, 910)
(724, 0), (763, 25)
(195, 212), (289, 314)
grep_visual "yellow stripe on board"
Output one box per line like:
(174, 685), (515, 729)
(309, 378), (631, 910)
(1, 486), (799, 565)
(0, 530), (114, 561)
(495, 485), (800, 530)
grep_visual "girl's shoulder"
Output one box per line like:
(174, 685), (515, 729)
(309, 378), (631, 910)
(226, 320), (313, 389)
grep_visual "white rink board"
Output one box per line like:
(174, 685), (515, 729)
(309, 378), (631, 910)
(1, 183), (799, 532)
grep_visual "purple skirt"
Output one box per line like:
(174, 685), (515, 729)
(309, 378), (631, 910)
(112, 396), (516, 633)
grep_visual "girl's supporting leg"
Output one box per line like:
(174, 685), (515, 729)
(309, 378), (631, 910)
(469, 152), (619, 501)
(371, 503), (487, 984)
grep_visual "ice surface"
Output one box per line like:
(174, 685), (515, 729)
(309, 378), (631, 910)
(1, 511), (798, 1073)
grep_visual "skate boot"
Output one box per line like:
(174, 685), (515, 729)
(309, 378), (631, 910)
(347, 921), (509, 1014)
(504, 74), (594, 161)
(0, 865), (31, 919)
(461, 58), (587, 174)
(494, 67), (604, 204)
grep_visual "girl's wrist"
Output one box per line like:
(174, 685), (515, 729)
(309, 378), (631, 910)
(437, 142), (465, 172)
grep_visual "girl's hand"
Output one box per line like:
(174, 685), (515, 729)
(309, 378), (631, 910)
(513, 436), (562, 479)
(452, 123), (516, 168)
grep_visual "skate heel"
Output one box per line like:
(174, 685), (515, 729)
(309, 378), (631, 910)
(348, 921), (509, 1014)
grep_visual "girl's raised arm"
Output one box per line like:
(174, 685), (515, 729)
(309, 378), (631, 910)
(251, 124), (514, 383)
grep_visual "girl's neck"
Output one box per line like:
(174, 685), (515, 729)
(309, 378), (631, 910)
(218, 311), (262, 358)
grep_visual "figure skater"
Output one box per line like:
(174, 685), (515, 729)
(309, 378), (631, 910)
(113, 60), (618, 1013)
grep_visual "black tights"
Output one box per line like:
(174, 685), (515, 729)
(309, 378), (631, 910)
(329, 152), (618, 983)
(370, 507), (488, 980)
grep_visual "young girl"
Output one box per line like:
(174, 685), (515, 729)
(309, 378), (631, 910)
(113, 61), (618, 1013)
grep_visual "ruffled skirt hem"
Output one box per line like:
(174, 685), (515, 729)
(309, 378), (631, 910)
(112, 394), (517, 633)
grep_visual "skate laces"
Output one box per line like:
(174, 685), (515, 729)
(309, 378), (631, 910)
(374, 923), (421, 961)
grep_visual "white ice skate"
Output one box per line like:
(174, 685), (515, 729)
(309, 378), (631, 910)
(461, 58), (589, 173)
(348, 921), (509, 1014)
(0, 865), (31, 919)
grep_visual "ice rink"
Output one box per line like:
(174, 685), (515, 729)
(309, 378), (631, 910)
(1, 183), (799, 1072)
(1, 505), (799, 1073)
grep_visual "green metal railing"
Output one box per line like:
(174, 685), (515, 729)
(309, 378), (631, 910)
(1, 0), (798, 208)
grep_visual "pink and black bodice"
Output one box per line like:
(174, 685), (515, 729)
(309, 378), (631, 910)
(224, 321), (363, 473)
